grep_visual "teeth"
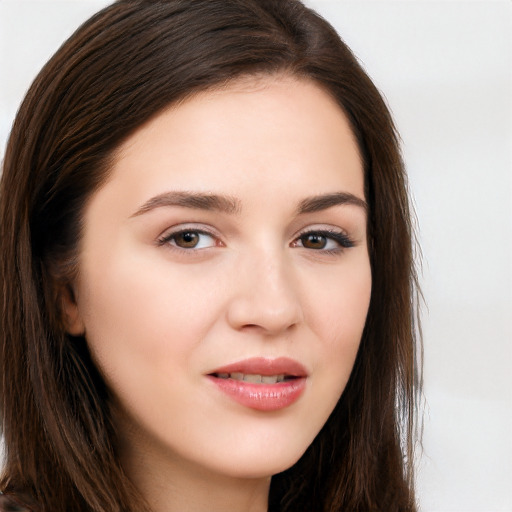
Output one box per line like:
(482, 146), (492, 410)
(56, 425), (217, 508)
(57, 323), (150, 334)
(244, 374), (262, 383)
(216, 372), (289, 383)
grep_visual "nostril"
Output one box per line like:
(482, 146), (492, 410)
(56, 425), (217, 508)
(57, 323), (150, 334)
(241, 323), (260, 330)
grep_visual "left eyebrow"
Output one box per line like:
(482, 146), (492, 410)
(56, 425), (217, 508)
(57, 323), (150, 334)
(296, 192), (367, 214)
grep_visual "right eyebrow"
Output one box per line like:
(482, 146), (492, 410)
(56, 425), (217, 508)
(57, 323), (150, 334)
(130, 191), (242, 217)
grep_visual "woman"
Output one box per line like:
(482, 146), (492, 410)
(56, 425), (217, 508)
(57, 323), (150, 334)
(0, 0), (421, 511)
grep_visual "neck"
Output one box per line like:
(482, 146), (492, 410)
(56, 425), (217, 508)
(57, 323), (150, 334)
(141, 468), (269, 512)
(119, 428), (271, 512)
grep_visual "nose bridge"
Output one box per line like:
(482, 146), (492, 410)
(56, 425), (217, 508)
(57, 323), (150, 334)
(226, 244), (303, 335)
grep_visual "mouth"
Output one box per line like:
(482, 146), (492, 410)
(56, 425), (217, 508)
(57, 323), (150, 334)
(210, 372), (298, 384)
(208, 356), (307, 379)
(207, 357), (307, 411)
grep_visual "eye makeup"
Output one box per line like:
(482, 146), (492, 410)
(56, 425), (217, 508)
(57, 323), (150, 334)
(292, 228), (355, 255)
(156, 222), (355, 258)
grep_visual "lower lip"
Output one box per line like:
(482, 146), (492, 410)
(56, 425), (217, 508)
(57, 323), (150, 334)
(207, 376), (306, 411)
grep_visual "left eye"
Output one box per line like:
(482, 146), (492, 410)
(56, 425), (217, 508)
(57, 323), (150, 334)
(161, 230), (216, 249)
(294, 231), (354, 251)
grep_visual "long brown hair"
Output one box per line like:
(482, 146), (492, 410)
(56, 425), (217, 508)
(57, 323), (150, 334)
(0, 1), (422, 510)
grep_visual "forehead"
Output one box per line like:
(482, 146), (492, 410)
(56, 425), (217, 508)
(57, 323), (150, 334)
(94, 75), (364, 217)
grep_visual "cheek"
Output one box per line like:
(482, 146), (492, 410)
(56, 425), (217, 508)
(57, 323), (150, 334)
(306, 259), (371, 391)
(307, 253), (371, 336)
(76, 251), (220, 384)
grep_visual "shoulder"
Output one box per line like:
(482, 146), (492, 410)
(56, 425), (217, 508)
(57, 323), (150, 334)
(0, 493), (37, 512)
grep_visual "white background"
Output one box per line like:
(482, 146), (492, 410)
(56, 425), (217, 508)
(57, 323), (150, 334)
(1, 1), (511, 511)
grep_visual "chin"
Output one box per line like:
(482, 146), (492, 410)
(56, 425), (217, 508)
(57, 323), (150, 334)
(210, 442), (309, 480)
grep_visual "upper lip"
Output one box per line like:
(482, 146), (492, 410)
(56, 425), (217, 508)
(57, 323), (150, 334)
(208, 357), (308, 377)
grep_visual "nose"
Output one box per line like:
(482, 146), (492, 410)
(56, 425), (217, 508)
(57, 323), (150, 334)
(226, 253), (303, 336)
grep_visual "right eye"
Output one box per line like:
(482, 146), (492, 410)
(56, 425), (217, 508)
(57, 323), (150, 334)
(158, 229), (217, 250)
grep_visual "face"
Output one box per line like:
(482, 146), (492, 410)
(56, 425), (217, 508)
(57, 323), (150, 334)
(66, 76), (371, 481)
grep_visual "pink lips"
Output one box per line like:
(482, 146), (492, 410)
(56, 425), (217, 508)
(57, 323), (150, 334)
(207, 357), (307, 411)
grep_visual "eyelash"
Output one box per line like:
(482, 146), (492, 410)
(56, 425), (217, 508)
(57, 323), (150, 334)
(157, 227), (355, 254)
(293, 229), (355, 254)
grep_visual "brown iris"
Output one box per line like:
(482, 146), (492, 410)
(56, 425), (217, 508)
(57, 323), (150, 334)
(300, 233), (327, 249)
(174, 231), (200, 248)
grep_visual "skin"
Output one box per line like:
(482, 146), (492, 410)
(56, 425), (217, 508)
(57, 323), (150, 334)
(63, 76), (372, 512)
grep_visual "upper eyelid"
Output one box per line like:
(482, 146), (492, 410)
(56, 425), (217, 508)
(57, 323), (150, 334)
(295, 229), (353, 243)
(157, 223), (220, 239)
(293, 224), (352, 239)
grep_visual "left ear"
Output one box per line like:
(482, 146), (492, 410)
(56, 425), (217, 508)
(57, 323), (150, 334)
(59, 284), (86, 336)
